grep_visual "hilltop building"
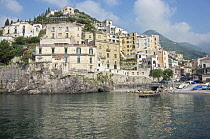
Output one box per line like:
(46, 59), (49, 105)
(46, 6), (75, 17)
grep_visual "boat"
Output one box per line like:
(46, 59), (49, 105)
(192, 85), (203, 90)
(139, 93), (161, 98)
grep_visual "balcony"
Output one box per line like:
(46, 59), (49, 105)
(101, 56), (106, 59)
(106, 48), (111, 52)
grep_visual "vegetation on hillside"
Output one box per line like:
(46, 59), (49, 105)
(32, 8), (98, 33)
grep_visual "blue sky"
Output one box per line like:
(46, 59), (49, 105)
(0, 0), (210, 45)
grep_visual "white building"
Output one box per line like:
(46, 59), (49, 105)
(3, 22), (42, 37)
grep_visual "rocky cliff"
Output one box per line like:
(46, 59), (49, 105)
(1, 63), (111, 94)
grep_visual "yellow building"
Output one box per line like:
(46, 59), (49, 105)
(93, 33), (120, 71)
(35, 44), (97, 73)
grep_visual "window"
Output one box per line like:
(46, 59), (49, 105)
(59, 27), (62, 30)
(14, 28), (17, 34)
(132, 72), (134, 75)
(114, 64), (117, 69)
(65, 33), (68, 38)
(52, 33), (54, 39)
(77, 57), (80, 63)
(90, 57), (92, 64)
(99, 44), (102, 49)
(98, 52), (102, 58)
(107, 64), (110, 69)
(39, 48), (42, 54)
(114, 54), (117, 58)
(77, 34), (79, 37)
(98, 35), (101, 38)
(89, 48), (93, 55)
(89, 35), (91, 38)
(65, 48), (68, 54)
(52, 27), (55, 32)
(137, 72), (139, 75)
(107, 53), (110, 58)
(76, 48), (81, 54)
(52, 48), (55, 54)
(66, 27), (69, 31)
(90, 65), (93, 71)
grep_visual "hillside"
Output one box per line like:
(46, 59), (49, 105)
(143, 30), (207, 59)
(197, 42), (210, 56)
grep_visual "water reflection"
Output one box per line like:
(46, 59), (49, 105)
(1, 93), (210, 138)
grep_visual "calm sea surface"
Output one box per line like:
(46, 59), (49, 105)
(1, 92), (210, 139)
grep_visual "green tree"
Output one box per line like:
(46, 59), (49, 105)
(0, 40), (15, 65)
(149, 69), (163, 81)
(28, 37), (40, 43)
(20, 50), (32, 64)
(38, 29), (46, 38)
(163, 69), (174, 81)
(14, 37), (27, 45)
(4, 18), (9, 26)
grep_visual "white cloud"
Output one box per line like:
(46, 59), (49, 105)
(76, 0), (119, 23)
(134, 0), (210, 45)
(103, 0), (119, 6)
(40, 0), (69, 8)
(1, 0), (23, 13)
(0, 16), (18, 27)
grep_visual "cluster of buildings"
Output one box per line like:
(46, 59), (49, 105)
(1, 6), (210, 82)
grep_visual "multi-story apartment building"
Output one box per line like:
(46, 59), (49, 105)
(94, 20), (128, 36)
(157, 49), (169, 69)
(3, 22), (42, 37)
(200, 57), (210, 81)
(35, 44), (97, 73)
(44, 23), (83, 44)
(93, 33), (120, 71)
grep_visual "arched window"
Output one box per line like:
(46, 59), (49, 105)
(89, 48), (93, 54)
(76, 48), (81, 54)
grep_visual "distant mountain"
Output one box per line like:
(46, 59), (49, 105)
(143, 30), (207, 59)
(197, 42), (210, 56)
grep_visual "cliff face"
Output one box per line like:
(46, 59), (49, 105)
(2, 63), (111, 94)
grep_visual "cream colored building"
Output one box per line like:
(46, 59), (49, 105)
(35, 44), (97, 73)
(157, 49), (169, 69)
(44, 23), (83, 44)
(3, 22), (42, 37)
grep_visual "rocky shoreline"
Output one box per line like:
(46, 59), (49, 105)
(0, 64), (112, 94)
